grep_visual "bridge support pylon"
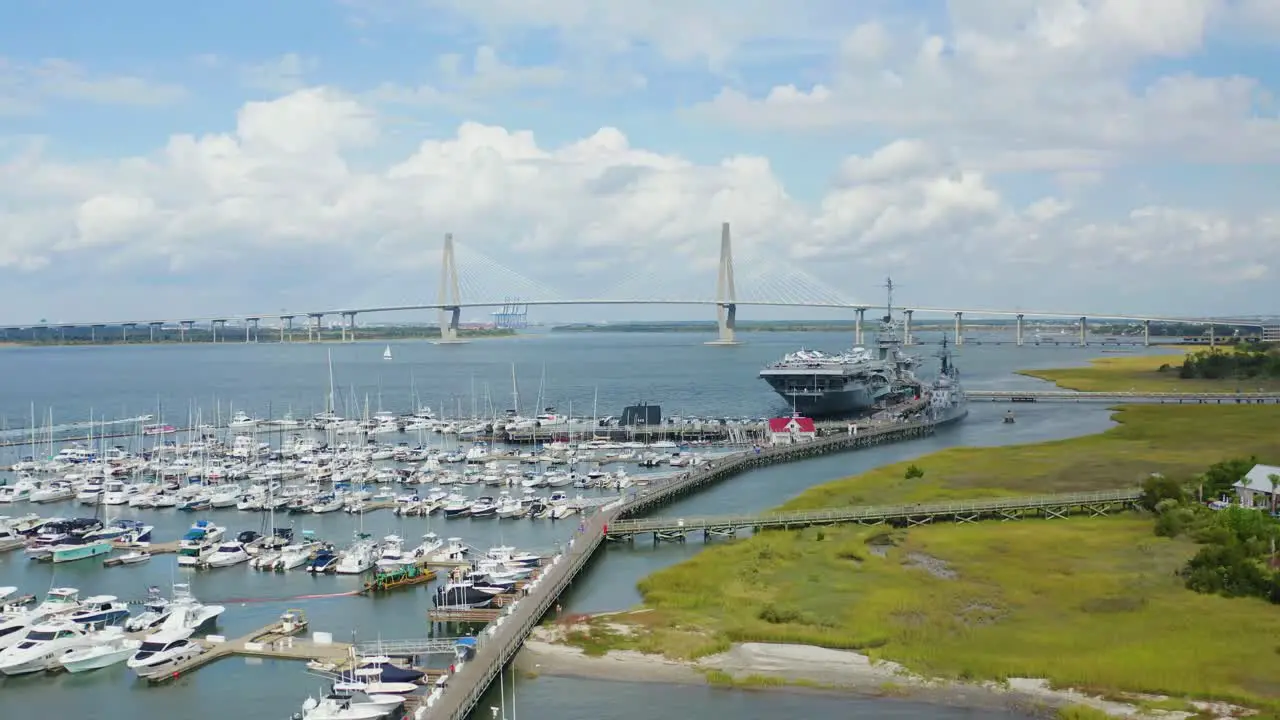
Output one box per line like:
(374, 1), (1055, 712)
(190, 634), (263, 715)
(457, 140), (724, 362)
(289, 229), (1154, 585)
(281, 315), (293, 343)
(180, 321), (193, 342)
(308, 313), (323, 343)
(434, 233), (468, 345)
(954, 312), (964, 345)
(854, 307), (866, 345)
(341, 312), (357, 343)
(1078, 316), (1087, 346)
(1016, 314), (1025, 346)
(212, 320), (226, 343)
(1143, 319), (1150, 347)
(706, 221), (740, 346)
(903, 310), (914, 345)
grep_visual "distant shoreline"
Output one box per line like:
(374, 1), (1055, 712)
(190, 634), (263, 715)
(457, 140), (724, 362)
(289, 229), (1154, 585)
(0, 328), (516, 348)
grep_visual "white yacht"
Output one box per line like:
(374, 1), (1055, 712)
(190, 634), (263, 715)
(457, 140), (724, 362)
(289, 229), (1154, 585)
(374, 536), (408, 573)
(335, 535), (378, 575)
(205, 541), (250, 568)
(496, 495), (527, 518)
(228, 411), (260, 429)
(126, 628), (203, 677)
(124, 588), (172, 632)
(428, 537), (469, 563)
(60, 629), (141, 673)
(408, 532), (444, 561)
(0, 587), (83, 650)
(157, 584), (225, 633)
(273, 542), (320, 571)
(101, 480), (138, 505)
(176, 539), (216, 567)
(299, 694), (401, 720)
(0, 618), (95, 675)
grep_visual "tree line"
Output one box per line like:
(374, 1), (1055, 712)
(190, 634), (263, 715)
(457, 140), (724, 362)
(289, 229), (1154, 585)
(1168, 344), (1280, 380)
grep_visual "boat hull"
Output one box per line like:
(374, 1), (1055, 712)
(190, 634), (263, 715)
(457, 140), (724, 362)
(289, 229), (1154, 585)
(762, 382), (883, 417)
(62, 645), (138, 673)
(50, 541), (113, 564)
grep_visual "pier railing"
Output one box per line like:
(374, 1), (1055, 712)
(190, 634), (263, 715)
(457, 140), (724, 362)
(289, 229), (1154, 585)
(604, 488), (1143, 536)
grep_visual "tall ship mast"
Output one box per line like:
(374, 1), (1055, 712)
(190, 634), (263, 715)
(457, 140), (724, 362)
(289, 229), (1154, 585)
(758, 278), (920, 417)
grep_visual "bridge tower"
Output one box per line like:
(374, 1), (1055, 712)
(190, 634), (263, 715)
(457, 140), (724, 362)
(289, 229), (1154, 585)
(705, 222), (739, 346)
(436, 233), (467, 345)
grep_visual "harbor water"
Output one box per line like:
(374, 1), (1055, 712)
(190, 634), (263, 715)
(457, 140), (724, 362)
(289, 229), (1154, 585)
(0, 330), (1149, 718)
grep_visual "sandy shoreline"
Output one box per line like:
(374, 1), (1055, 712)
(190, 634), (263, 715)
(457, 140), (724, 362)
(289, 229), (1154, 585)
(516, 625), (1242, 719)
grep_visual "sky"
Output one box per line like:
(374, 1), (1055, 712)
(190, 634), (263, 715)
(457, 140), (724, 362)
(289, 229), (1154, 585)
(1, 0), (1278, 325)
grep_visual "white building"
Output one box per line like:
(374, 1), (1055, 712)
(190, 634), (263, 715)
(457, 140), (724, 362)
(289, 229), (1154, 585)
(1234, 464), (1280, 508)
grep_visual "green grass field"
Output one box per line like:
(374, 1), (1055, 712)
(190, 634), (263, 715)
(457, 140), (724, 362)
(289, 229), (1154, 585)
(1019, 352), (1280, 393)
(778, 404), (1280, 510)
(571, 404), (1280, 711)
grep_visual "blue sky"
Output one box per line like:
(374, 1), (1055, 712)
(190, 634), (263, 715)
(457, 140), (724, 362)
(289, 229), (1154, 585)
(0, 0), (1277, 323)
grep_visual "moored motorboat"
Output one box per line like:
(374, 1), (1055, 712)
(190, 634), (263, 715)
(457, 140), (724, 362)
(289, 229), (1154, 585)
(68, 595), (130, 629)
(59, 630), (141, 673)
(0, 618), (96, 675)
(126, 628), (203, 677)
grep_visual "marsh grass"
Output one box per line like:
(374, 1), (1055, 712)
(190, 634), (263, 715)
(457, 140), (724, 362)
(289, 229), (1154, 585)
(1018, 353), (1280, 393)
(631, 518), (1280, 709)
(779, 405), (1280, 510)
(599, 404), (1280, 710)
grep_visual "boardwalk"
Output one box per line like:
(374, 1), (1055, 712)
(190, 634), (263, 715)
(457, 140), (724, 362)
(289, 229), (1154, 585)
(968, 390), (1280, 404)
(418, 412), (941, 719)
(603, 489), (1142, 541)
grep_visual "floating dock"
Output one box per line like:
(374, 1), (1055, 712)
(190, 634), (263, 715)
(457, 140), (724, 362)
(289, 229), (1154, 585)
(145, 617), (347, 684)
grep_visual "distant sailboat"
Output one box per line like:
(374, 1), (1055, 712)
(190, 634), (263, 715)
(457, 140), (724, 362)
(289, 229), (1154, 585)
(383, 345), (393, 361)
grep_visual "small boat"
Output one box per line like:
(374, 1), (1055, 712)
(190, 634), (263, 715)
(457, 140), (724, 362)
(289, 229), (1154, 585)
(307, 548), (338, 574)
(382, 345), (392, 361)
(60, 630), (141, 673)
(125, 587), (172, 632)
(105, 550), (152, 567)
(1003, 410), (1016, 424)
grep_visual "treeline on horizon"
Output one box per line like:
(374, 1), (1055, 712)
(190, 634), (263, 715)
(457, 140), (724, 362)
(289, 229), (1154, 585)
(1168, 344), (1280, 380)
(2, 325), (514, 345)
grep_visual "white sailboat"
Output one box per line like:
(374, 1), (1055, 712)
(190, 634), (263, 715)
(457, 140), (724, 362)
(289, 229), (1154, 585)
(382, 345), (392, 361)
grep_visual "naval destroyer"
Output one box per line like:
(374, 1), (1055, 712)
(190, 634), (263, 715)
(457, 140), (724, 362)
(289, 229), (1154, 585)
(758, 279), (921, 417)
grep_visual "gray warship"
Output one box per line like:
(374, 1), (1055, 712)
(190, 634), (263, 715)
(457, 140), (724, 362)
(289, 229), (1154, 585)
(759, 279), (921, 417)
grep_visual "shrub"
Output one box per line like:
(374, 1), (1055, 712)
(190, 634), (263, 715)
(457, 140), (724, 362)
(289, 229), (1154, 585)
(904, 464), (924, 479)
(1139, 474), (1185, 512)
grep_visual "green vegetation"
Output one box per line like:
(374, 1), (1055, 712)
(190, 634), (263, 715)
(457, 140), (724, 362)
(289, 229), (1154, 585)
(1142, 470), (1280, 605)
(1179, 344), (1280, 381)
(1019, 351), (1280, 392)
(569, 404), (1280, 711)
(1055, 706), (1114, 720)
(1, 325), (514, 346)
(778, 405), (1280, 509)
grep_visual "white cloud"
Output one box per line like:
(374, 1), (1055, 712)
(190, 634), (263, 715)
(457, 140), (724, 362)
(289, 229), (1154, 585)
(0, 87), (1275, 320)
(0, 58), (186, 113)
(692, 1), (1280, 170)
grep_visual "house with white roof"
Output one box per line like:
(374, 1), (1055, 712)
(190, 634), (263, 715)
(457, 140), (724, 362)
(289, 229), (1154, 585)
(1233, 464), (1280, 508)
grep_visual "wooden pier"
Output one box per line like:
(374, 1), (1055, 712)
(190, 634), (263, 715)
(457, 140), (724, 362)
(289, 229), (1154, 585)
(604, 488), (1142, 543)
(967, 390), (1280, 404)
(145, 619), (351, 684)
(418, 407), (948, 719)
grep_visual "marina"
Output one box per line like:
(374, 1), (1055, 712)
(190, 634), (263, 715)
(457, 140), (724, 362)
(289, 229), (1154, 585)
(0, 328), (1263, 719)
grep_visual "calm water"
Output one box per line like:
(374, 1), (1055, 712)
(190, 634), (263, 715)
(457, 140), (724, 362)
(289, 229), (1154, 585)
(0, 331), (1149, 719)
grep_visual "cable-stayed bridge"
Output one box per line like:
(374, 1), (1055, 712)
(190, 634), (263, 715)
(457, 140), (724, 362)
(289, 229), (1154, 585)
(4, 223), (1277, 346)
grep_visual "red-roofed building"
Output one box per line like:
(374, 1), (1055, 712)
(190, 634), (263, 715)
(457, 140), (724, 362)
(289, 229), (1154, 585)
(768, 415), (817, 445)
